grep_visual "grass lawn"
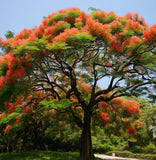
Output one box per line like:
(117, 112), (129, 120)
(0, 151), (101, 160)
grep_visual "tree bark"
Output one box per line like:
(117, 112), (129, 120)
(80, 109), (94, 160)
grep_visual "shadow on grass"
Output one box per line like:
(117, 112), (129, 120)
(0, 151), (80, 160)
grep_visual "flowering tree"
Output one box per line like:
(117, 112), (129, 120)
(0, 8), (156, 159)
(0, 89), (142, 153)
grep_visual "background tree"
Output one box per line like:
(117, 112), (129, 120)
(0, 8), (156, 160)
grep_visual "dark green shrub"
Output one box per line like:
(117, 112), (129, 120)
(130, 145), (141, 153)
(142, 143), (156, 154)
(92, 136), (115, 153)
(110, 136), (121, 145)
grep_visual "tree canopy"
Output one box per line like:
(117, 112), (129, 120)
(0, 8), (155, 102)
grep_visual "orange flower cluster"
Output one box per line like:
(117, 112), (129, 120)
(110, 20), (122, 30)
(7, 28), (35, 49)
(86, 18), (111, 41)
(0, 113), (6, 120)
(113, 97), (124, 105)
(124, 20), (144, 31)
(53, 28), (80, 43)
(2, 91), (47, 135)
(144, 24), (156, 43)
(99, 101), (108, 108)
(99, 112), (110, 122)
(92, 10), (108, 19)
(16, 117), (22, 124)
(24, 106), (31, 113)
(110, 39), (123, 52)
(75, 11), (90, 24)
(0, 53), (27, 89)
(127, 127), (137, 135)
(129, 36), (142, 46)
(124, 119), (129, 124)
(4, 125), (13, 135)
(123, 12), (147, 27)
(81, 84), (91, 93)
(49, 109), (56, 115)
(70, 96), (78, 103)
(123, 100), (141, 114)
(97, 97), (142, 135)
(4, 99), (22, 114)
(44, 21), (70, 38)
(0, 37), (8, 47)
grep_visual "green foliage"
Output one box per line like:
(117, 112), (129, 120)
(66, 33), (96, 46)
(111, 25), (123, 35)
(15, 37), (48, 55)
(92, 137), (115, 153)
(45, 123), (81, 152)
(23, 45), (39, 52)
(92, 12), (116, 24)
(46, 42), (72, 50)
(74, 22), (83, 29)
(55, 23), (71, 35)
(142, 144), (156, 154)
(67, 10), (81, 20)
(142, 52), (156, 68)
(0, 63), (8, 76)
(130, 145), (141, 153)
(120, 19), (128, 25)
(40, 99), (73, 110)
(5, 30), (14, 39)
(103, 14), (116, 24)
(88, 7), (101, 12)
(0, 80), (29, 104)
(0, 112), (20, 125)
(52, 10), (81, 24)
(92, 134), (128, 154)
(53, 13), (68, 22)
(92, 12), (105, 24)
(80, 73), (93, 84)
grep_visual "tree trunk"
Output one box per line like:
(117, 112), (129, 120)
(21, 127), (27, 152)
(80, 109), (94, 160)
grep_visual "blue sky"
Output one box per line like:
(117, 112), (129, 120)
(0, 0), (156, 37)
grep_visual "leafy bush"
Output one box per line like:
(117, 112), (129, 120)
(142, 143), (156, 154)
(130, 145), (141, 153)
(110, 136), (121, 145)
(106, 150), (133, 157)
(92, 136), (115, 153)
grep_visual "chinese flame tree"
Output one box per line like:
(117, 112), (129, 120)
(0, 8), (156, 160)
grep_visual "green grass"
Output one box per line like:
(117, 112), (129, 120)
(0, 151), (79, 160)
(0, 151), (101, 160)
(106, 151), (156, 160)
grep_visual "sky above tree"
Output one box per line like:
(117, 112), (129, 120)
(0, 0), (155, 38)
